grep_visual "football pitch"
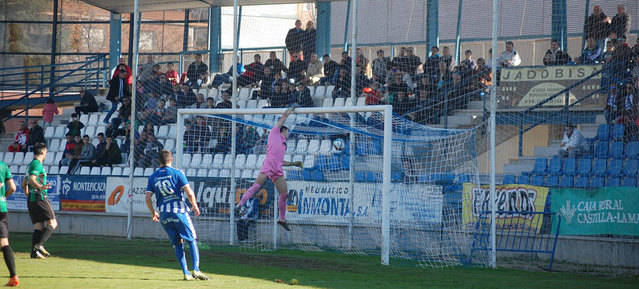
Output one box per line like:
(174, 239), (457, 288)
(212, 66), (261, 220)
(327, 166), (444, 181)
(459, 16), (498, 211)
(2, 233), (637, 289)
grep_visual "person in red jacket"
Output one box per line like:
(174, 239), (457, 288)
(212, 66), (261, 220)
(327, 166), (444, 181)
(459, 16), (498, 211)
(8, 122), (28, 153)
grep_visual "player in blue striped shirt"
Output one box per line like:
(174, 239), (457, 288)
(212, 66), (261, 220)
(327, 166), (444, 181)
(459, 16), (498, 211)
(145, 150), (208, 281)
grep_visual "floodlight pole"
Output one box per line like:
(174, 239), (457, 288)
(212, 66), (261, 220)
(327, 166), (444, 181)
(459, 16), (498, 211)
(230, 0), (239, 247)
(126, 0), (140, 240)
(489, 0), (499, 269)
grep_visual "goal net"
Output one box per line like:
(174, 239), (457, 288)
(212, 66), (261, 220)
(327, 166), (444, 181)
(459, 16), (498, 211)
(176, 106), (484, 267)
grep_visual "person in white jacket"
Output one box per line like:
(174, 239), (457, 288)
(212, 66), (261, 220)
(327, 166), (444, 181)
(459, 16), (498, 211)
(560, 124), (585, 158)
(498, 41), (522, 67)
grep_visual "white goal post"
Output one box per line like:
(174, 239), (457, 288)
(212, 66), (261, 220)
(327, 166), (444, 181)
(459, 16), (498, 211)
(177, 105), (394, 265)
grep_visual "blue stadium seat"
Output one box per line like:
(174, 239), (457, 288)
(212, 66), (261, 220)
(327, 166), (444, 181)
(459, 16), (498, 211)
(367, 172), (382, 182)
(457, 174), (472, 183)
(503, 174), (516, 184)
(575, 176), (590, 188)
(287, 170), (302, 180)
(517, 175), (530, 185)
(532, 175), (545, 186)
(594, 142), (609, 159)
(434, 173), (455, 185)
(606, 177), (620, 187)
(577, 158), (592, 175)
(392, 170), (404, 182)
(607, 159), (623, 177)
(623, 159), (638, 177)
(546, 175), (560, 187)
(625, 142), (639, 159)
(563, 158), (577, 176)
(418, 174), (433, 183)
(302, 168), (313, 181)
(355, 171), (367, 182)
(592, 159), (607, 176)
(560, 176), (574, 187)
(622, 177), (637, 187)
(591, 176), (605, 188)
(532, 158), (547, 175)
(548, 156), (562, 175)
(610, 141), (624, 159)
(612, 124), (624, 141)
(340, 155), (350, 170)
(596, 124), (610, 141)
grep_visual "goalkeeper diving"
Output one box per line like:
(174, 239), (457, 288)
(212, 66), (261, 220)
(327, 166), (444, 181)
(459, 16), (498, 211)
(236, 107), (302, 231)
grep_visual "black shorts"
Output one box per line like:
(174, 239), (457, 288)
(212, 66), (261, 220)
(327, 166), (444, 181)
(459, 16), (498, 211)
(0, 213), (8, 238)
(28, 199), (56, 224)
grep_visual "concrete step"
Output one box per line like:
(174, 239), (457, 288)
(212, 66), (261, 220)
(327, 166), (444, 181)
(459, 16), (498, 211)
(595, 114), (606, 124)
(467, 100), (484, 110)
(534, 146), (560, 158)
(503, 163), (534, 176)
(443, 110), (483, 127)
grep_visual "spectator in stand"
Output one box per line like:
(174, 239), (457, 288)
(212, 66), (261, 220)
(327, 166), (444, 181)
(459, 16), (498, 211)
(104, 65), (131, 124)
(91, 133), (106, 167)
(165, 62), (179, 85)
(543, 40), (571, 66)
(584, 5), (610, 47)
(392, 90), (414, 116)
(372, 50), (391, 85)
(66, 135), (84, 173)
(356, 48), (369, 74)
(387, 72), (409, 103)
(41, 98), (59, 129)
(59, 134), (75, 167)
(111, 62), (133, 86)
(270, 81), (290, 107)
(190, 93), (205, 109)
(158, 74), (174, 97)
(339, 51), (353, 72)
(332, 68), (351, 99)
(392, 47), (407, 73)
(285, 20), (305, 59)
(75, 88), (98, 115)
(425, 46), (441, 84)
(216, 91), (232, 109)
(143, 64), (162, 93)
(163, 98), (178, 124)
(578, 37), (603, 64)
(321, 54), (339, 85)
(471, 58), (492, 92)
(611, 4), (631, 39)
(620, 82), (638, 141)
(559, 124), (585, 158)
(606, 83), (621, 124)
(264, 51), (287, 77)
(66, 113), (84, 137)
(96, 136), (122, 167)
(405, 47), (421, 75)
(139, 55), (155, 83)
(176, 84), (197, 108)
(307, 53), (324, 84)
(633, 38), (639, 58)
(211, 59), (244, 88)
(498, 41), (521, 67)
(288, 52), (307, 82)
(259, 67), (275, 99)
(27, 120), (44, 152)
(460, 49), (476, 74)
(186, 54), (208, 86)
(238, 54), (264, 87)
(295, 81), (313, 107)
(8, 122), (28, 152)
(438, 47), (455, 84)
(364, 82), (383, 105)
(303, 21), (316, 64)
(71, 135), (96, 171)
(149, 99), (166, 126)
(206, 97), (215, 109)
(137, 133), (163, 168)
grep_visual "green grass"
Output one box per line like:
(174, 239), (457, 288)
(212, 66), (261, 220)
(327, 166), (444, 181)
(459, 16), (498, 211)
(1, 233), (637, 289)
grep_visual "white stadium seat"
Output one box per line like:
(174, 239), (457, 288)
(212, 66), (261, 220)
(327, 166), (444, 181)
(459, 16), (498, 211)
(22, 152), (33, 165)
(91, 167), (101, 175)
(357, 96), (366, 106)
(101, 167), (112, 175)
(2, 154), (13, 165)
(333, 98), (345, 107)
(164, 139), (175, 152)
(181, 153), (192, 168)
(212, 154), (224, 168)
(304, 155), (316, 168)
(286, 139), (297, 154)
(257, 99), (269, 108)
(157, 126), (169, 138)
(325, 85), (335, 97)
(80, 167), (91, 175)
(122, 167), (131, 176)
(88, 114), (99, 126)
(235, 154), (246, 169)
(44, 127), (55, 138)
(186, 169), (197, 177)
(48, 166), (59, 175)
(134, 168), (144, 176)
(190, 154), (203, 168)
(60, 166), (69, 174)
(246, 100), (258, 109)
(111, 167), (122, 176)
(49, 140), (60, 153)
(208, 169), (218, 177)
(322, 98), (333, 107)
(54, 126), (65, 138)
(307, 139), (320, 154)
(144, 168), (154, 176)
(79, 114), (89, 124)
(245, 154), (257, 169)
(319, 140), (332, 154)
(241, 169), (252, 179)
(296, 139), (308, 154)
(11, 153), (24, 166)
(201, 154), (213, 167)
(256, 155), (266, 169)
(197, 169), (207, 177)
(314, 86), (325, 98)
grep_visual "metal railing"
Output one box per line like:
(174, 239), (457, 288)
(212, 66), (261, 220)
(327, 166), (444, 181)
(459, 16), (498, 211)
(0, 54), (108, 122)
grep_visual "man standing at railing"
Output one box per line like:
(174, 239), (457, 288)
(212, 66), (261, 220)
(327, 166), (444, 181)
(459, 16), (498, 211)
(497, 41), (521, 67)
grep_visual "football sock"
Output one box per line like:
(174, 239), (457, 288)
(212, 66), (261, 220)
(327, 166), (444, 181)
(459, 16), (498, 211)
(1, 246), (16, 277)
(239, 183), (260, 207)
(39, 226), (54, 246)
(278, 191), (288, 220)
(187, 240), (200, 272)
(174, 243), (189, 275)
(32, 230), (42, 247)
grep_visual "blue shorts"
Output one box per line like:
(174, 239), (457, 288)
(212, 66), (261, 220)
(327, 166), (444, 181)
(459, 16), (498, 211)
(160, 212), (197, 246)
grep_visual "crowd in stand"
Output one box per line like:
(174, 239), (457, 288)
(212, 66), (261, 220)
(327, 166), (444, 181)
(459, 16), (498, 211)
(6, 6), (638, 172)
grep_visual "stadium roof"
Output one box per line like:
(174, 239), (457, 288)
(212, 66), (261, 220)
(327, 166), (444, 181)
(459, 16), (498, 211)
(81, 0), (343, 13)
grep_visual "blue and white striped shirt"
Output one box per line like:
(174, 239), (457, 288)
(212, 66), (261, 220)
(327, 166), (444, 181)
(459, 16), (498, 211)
(146, 166), (191, 214)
